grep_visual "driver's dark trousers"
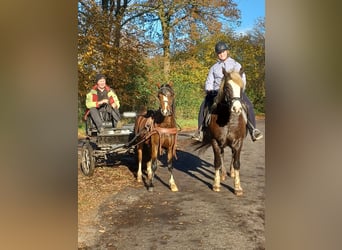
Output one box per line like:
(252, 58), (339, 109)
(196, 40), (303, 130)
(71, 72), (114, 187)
(89, 105), (121, 130)
(197, 91), (256, 134)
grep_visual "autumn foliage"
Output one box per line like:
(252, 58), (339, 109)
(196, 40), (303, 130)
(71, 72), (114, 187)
(78, 0), (265, 123)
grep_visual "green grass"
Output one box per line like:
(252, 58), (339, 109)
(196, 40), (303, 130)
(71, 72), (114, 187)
(175, 118), (197, 131)
(78, 123), (86, 137)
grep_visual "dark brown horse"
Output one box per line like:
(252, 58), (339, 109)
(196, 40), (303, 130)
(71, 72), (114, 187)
(134, 83), (178, 192)
(199, 69), (247, 196)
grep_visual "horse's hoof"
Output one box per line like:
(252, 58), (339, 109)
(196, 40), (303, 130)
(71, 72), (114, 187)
(213, 186), (220, 192)
(137, 178), (142, 183)
(170, 184), (179, 192)
(221, 175), (226, 181)
(148, 186), (154, 192)
(229, 173), (235, 178)
(234, 189), (243, 196)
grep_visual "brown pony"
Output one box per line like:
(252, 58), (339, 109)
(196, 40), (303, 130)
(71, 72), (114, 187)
(133, 83), (178, 192)
(198, 69), (247, 196)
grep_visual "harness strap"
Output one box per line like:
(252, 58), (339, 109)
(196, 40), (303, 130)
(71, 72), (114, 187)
(231, 97), (242, 102)
(131, 111), (178, 159)
(127, 129), (158, 148)
(155, 127), (177, 134)
(154, 127), (178, 159)
(129, 115), (156, 148)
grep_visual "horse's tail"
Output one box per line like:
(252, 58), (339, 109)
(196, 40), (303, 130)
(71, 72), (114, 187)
(193, 142), (211, 153)
(191, 129), (212, 153)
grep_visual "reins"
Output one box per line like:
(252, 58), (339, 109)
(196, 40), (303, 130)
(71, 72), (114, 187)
(125, 117), (178, 158)
(127, 125), (178, 158)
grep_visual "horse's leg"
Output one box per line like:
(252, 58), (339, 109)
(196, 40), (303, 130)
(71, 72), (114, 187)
(220, 148), (227, 181)
(229, 149), (235, 178)
(147, 139), (158, 192)
(146, 159), (153, 190)
(136, 144), (143, 182)
(168, 141), (178, 192)
(212, 140), (222, 192)
(232, 146), (243, 196)
(134, 117), (144, 183)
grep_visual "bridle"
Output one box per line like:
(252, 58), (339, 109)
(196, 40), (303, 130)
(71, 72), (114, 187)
(158, 84), (174, 116)
(223, 81), (243, 114)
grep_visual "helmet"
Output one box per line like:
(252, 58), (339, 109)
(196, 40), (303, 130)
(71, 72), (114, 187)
(215, 41), (229, 54)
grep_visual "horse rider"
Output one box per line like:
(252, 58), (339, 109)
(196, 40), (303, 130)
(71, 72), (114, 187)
(86, 74), (121, 134)
(192, 41), (263, 142)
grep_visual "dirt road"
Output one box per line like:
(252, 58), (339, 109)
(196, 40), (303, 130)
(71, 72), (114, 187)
(78, 119), (265, 249)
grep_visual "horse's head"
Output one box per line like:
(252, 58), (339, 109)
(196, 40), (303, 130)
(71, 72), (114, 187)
(157, 83), (175, 116)
(219, 69), (244, 114)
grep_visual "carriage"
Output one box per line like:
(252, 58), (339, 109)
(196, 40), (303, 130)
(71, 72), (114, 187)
(80, 106), (137, 176)
(80, 85), (179, 194)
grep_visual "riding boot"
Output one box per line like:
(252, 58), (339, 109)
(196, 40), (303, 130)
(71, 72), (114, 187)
(242, 92), (263, 141)
(192, 94), (214, 142)
(247, 119), (263, 141)
(192, 100), (206, 142)
(192, 125), (203, 142)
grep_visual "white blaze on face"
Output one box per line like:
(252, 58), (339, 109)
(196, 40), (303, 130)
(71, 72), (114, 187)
(161, 95), (169, 115)
(228, 80), (242, 114)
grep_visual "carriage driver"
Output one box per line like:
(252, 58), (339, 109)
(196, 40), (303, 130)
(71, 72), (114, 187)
(192, 41), (263, 142)
(86, 74), (121, 134)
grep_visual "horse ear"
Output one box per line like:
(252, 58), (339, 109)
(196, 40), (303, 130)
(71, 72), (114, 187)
(157, 82), (161, 88)
(222, 67), (228, 76)
(168, 81), (173, 87)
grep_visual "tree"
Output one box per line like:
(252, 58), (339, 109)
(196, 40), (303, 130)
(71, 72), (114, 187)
(168, 27), (265, 118)
(77, 0), (265, 125)
(78, 0), (150, 119)
(136, 0), (241, 82)
(245, 18), (265, 113)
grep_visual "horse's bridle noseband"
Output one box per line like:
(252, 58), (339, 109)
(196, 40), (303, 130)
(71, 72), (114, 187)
(158, 85), (174, 116)
(230, 97), (242, 103)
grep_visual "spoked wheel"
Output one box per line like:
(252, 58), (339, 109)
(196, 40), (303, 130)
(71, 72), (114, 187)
(80, 141), (95, 176)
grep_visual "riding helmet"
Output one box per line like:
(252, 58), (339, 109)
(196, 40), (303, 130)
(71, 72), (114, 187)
(215, 41), (229, 54)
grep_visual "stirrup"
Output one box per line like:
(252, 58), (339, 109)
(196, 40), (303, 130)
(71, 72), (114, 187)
(192, 130), (203, 142)
(252, 129), (263, 141)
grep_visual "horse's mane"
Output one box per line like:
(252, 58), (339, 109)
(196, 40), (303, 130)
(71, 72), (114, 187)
(215, 71), (244, 104)
(229, 71), (244, 88)
(158, 83), (175, 96)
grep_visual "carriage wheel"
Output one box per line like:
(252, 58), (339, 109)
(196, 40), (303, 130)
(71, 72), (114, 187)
(86, 116), (94, 136)
(80, 141), (95, 176)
